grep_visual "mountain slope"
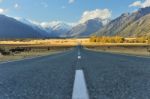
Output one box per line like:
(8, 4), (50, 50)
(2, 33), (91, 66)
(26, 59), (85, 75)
(95, 13), (130, 36)
(95, 7), (150, 37)
(16, 18), (51, 37)
(119, 14), (150, 37)
(67, 18), (103, 37)
(44, 22), (73, 37)
(0, 15), (48, 39)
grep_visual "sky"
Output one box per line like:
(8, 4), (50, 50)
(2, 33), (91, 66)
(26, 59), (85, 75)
(0, 0), (149, 24)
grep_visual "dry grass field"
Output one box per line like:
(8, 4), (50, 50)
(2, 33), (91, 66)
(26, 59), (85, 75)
(0, 38), (150, 63)
(0, 43), (74, 63)
(0, 51), (59, 63)
(85, 44), (150, 57)
(0, 38), (90, 46)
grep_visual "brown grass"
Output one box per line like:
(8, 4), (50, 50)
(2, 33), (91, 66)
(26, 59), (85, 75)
(0, 50), (62, 63)
(85, 45), (150, 57)
(0, 39), (149, 62)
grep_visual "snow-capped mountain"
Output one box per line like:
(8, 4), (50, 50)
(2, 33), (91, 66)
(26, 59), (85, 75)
(95, 7), (150, 37)
(0, 15), (49, 39)
(41, 21), (73, 37)
(17, 19), (74, 37)
(15, 18), (51, 37)
(66, 18), (105, 37)
(9, 16), (111, 38)
(18, 18), (108, 37)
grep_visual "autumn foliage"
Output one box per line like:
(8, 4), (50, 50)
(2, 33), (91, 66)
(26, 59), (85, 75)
(90, 36), (149, 43)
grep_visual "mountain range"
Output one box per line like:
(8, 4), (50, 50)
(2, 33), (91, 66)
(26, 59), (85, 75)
(95, 7), (150, 37)
(0, 15), (51, 39)
(0, 7), (150, 39)
(66, 18), (104, 37)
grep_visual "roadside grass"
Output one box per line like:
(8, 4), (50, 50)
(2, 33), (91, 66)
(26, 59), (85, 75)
(0, 50), (62, 63)
(0, 45), (73, 63)
(85, 44), (150, 57)
(0, 38), (150, 62)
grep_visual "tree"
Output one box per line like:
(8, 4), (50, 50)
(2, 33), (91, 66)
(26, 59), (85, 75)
(147, 36), (150, 44)
(90, 36), (97, 42)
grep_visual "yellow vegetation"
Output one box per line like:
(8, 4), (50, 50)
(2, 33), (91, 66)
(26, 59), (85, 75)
(90, 36), (148, 43)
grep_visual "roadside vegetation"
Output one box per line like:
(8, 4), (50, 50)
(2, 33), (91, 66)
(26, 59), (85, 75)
(0, 37), (150, 62)
(86, 36), (150, 57)
(0, 45), (73, 62)
(90, 36), (150, 43)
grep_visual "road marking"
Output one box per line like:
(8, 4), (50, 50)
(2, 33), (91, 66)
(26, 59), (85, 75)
(78, 56), (81, 59)
(72, 70), (89, 99)
(77, 50), (81, 59)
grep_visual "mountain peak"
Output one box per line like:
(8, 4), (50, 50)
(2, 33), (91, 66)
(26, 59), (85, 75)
(121, 13), (130, 17)
(138, 6), (150, 15)
(67, 18), (104, 37)
(0, 15), (49, 39)
(84, 18), (102, 24)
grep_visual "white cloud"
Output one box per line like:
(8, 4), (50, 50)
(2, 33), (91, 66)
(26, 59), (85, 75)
(79, 9), (111, 23)
(130, 0), (150, 8)
(0, 8), (6, 14)
(0, 0), (4, 3)
(129, 1), (142, 7)
(69, 0), (75, 4)
(14, 3), (19, 9)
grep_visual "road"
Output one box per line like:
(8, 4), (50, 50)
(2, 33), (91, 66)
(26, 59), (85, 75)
(0, 47), (150, 99)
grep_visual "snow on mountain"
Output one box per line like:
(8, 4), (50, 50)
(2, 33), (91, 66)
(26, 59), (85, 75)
(0, 15), (48, 39)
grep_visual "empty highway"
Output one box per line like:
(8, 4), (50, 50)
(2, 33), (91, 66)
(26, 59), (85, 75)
(0, 47), (150, 99)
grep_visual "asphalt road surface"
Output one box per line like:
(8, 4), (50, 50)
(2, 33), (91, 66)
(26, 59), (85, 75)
(0, 47), (150, 99)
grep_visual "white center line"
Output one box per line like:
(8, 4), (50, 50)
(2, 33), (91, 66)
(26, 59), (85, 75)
(77, 50), (81, 59)
(72, 70), (89, 99)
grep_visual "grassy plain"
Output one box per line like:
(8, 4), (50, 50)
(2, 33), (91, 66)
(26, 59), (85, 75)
(0, 51), (58, 63)
(0, 38), (150, 63)
(0, 38), (88, 63)
(85, 44), (150, 57)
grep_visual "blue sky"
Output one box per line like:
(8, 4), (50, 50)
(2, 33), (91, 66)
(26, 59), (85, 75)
(0, 0), (148, 23)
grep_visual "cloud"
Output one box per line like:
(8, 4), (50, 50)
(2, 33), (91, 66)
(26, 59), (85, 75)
(0, 8), (6, 14)
(0, 0), (4, 3)
(79, 9), (111, 23)
(129, 1), (142, 7)
(14, 3), (19, 9)
(130, 0), (150, 8)
(69, 0), (75, 4)
(14, 9), (112, 28)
